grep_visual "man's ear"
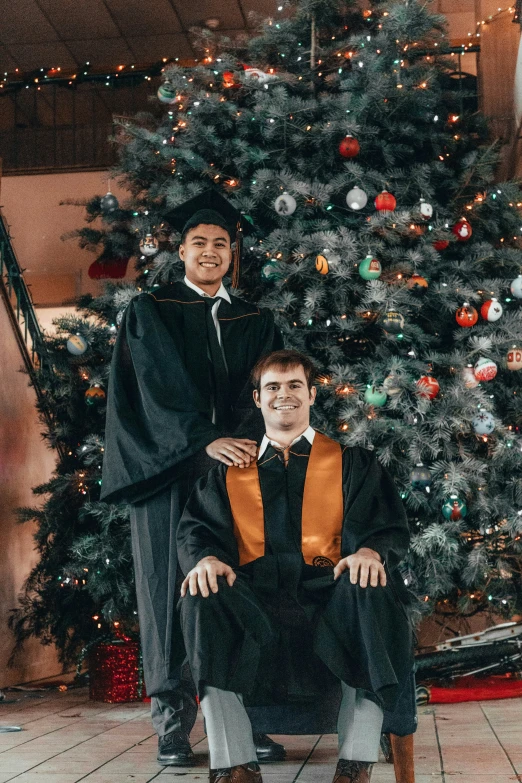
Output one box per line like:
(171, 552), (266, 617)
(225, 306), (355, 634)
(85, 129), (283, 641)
(253, 389), (261, 408)
(179, 244), (185, 260)
(309, 386), (317, 406)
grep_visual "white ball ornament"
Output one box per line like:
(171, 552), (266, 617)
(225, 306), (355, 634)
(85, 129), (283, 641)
(462, 365), (479, 388)
(274, 192), (297, 216)
(507, 347), (522, 370)
(66, 334), (89, 356)
(140, 233), (159, 257)
(472, 411), (495, 435)
(510, 275), (522, 298)
(346, 186), (368, 211)
(474, 357), (498, 382)
(419, 198), (433, 219)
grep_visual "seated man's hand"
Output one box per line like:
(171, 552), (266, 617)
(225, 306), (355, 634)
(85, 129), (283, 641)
(333, 547), (386, 588)
(205, 438), (258, 468)
(180, 555), (236, 598)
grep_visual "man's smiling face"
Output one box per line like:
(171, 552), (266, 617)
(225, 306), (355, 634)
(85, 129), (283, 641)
(254, 365), (316, 435)
(179, 224), (232, 289)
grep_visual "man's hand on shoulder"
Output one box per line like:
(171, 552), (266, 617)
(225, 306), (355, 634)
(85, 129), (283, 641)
(180, 556), (236, 598)
(205, 438), (258, 468)
(333, 547), (386, 588)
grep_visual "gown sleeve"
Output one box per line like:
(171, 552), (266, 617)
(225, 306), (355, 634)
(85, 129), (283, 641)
(342, 447), (410, 570)
(176, 464), (240, 575)
(100, 295), (222, 505)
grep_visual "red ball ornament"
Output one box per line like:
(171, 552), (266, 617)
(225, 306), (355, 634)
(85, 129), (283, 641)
(456, 304), (478, 327)
(88, 256), (129, 280)
(416, 376), (440, 399)
(339, 136), (360, 158)
(433, 239), (449, 251)
(452, 218), (472, 241)
(480, 298), (503, 322)
(374, 190), (397, 213)
(223, 70), (236, 88)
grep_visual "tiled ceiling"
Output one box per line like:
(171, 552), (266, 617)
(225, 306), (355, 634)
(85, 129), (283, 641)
(0, 0), (278, 73)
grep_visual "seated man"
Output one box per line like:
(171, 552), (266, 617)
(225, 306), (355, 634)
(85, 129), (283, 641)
(177, 349), (412, 783)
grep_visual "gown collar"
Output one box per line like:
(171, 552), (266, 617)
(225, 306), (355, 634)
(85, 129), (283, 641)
(183, 275), (231, 304)
(258, 426), (315, 459)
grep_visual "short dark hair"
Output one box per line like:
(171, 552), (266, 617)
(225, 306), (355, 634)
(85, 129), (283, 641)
(180, 223), (232, 245)
(251, 349), (316, 392)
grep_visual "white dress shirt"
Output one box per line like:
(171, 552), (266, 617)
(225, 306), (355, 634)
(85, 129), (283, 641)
(183, 275), (231, 347)
(258, 425), (316, 459)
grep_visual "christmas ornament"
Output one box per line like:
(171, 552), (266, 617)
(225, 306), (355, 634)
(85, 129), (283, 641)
(274, 192), (297, 216)
(223, 70), (236, 88)
(66, 334), (88, 356)
(243, 65), (277, 84)
(472, 411), (495, 435)
(433, 239), (449, 251)
(383, 373), (401, 396)
(261, 259), (283, 281)
(85, 384), (106, 406)
(510, 275), (522, 298)
(100, 191), (119, 213)
(382, 311), (405, 334)
(442, 495), (468, 521)
(88, 257), (129, 280)
(407, 274), (428, 296)
(410, 464), (432, 490)
(481, 298), (503, 322)
(456, 304), (478, 327)
(346, 186), (368, 210)
(315, 253), (329, 274)
(374, 191), (397, 213)
(358, 254), (381, 280)
(88, 640), (141, 703)
(474, 357), (497, 382)
(462, 365), (479, 388)
(418, 198), (433, 219)
(452, 218), (472, 241)
(338, 136), (360, 158)
(139, 234), (159, 256)
(157, 82), (177, 104)
(364, 385), (387, 406)
(416, 376), (440, 399)
(507, 348), (522, 370)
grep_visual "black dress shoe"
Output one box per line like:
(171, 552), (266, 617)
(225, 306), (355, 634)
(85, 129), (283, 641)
(157, 730), (196, 766)
(253, 733), (286, 763)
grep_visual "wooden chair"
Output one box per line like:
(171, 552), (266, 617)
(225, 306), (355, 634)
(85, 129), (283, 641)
(247, 670), (416, 782)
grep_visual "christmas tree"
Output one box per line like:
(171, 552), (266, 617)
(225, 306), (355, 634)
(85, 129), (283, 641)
(11, 0), (522, 666)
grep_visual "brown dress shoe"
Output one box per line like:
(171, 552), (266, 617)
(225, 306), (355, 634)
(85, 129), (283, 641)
(210, 762), (262, 783)
(333, 759), (373, 783)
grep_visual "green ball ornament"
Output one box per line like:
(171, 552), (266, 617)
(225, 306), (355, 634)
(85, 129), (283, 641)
(261, 259), (283, 281)
(382, 311), (405, 334)
(410, 464), (432, 490)
(157, 82), (177, 104)
(364, 385), (387, 406)
(442, 494), (467, 521)
(359, 254), (382, 280)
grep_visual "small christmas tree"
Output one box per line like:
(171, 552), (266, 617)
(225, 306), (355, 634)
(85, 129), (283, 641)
(12, 0), (522, 666)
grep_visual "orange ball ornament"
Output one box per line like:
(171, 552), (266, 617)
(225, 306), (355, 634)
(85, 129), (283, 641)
(416, 376), (440, 399)
(456, 304), (478, 327)
(374, 190), (397, 213)
(452, 218), (472, 241)
(338, 136), (360, 158)
(85, 384), (106, 406)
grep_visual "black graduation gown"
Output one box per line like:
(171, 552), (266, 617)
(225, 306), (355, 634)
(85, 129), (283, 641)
(100, 281), (283, 696)
(177, 442), (413, 712)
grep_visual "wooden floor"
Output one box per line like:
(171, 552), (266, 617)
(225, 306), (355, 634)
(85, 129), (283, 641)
(0, 687), (521, 782)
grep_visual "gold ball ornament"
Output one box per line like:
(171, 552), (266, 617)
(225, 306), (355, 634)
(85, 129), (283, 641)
(85, 384), (106, 406)
(315, 253), (329, 275)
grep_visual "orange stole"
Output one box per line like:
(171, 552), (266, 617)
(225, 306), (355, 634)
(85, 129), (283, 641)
(225, 431), (344, 566)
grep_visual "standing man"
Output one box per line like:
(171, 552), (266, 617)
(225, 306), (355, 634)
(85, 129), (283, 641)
(177, 349), (413, 783)
(101, 191), (285, 766)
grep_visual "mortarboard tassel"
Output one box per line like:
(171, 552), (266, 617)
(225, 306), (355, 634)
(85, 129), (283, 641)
(231, 219), (242, 289)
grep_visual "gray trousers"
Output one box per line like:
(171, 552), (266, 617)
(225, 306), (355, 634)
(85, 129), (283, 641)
(201, 684), (384, 769)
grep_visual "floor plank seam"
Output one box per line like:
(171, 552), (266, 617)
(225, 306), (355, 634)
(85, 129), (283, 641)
(479, 703), (521, 780)
(292, 734), (322, 782)
(432, 709), (445, 783)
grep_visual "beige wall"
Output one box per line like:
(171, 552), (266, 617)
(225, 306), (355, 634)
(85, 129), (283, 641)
(1, 170), (133, 307)
(0, 294), (62, 686)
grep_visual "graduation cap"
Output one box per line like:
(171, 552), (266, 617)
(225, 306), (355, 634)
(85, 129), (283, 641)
(165, 189), (254, 288)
